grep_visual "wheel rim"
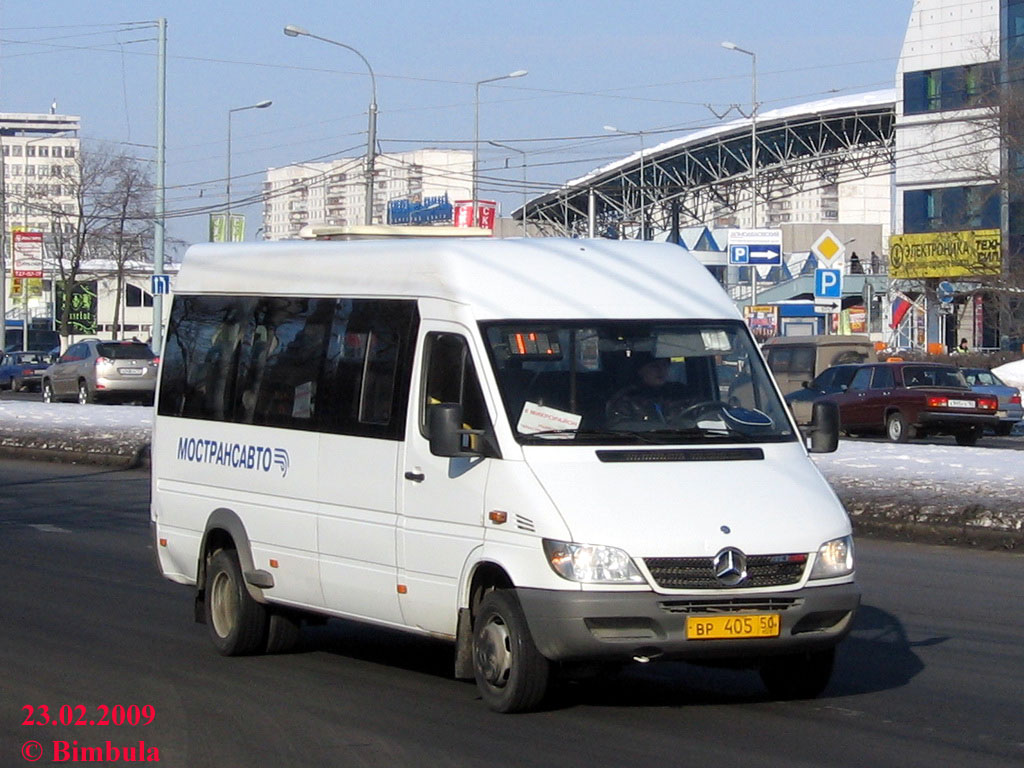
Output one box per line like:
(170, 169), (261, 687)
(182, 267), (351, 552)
(476, 614), (513, 688)
(43, 384), (52, 403)
(888, 417), (902, 440)
(209, 570), (238, 639)
(78, 384), (88, 404)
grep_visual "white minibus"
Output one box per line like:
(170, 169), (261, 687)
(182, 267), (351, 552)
(151, 237), (857, 713)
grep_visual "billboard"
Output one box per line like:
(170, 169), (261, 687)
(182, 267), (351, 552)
(387, 194), (454, 225)
(12, 230), (44, 278)
(889, 229), (1000, 278)
(55, 280), (99, 335)
(453, 200), (496, 230)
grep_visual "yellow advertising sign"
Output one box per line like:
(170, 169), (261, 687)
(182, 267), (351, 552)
(888, 229), (1001, 279)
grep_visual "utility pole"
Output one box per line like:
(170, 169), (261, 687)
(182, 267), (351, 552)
(152, 17), (166, 354)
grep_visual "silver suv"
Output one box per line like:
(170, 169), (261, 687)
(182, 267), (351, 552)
(42, 339), (158, 405)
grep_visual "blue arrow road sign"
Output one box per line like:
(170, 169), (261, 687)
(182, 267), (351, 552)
(814, 268), (842, 298)
(151, 274), (171, 295)
(937, 280), (955, 304)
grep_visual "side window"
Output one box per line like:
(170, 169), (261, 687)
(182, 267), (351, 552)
(420, 333), (489, 437)
(789, 347), (815, 378)
(158, 295), (256, 421)
(872, 367), (895, 389)
(849, 367), (873, 391)
(235, 298), (334, 429)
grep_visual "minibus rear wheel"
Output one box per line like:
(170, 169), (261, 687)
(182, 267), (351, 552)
(472, 590), (550, 713)
(759, 647), (835, 699)
(205, 548), (269, 655)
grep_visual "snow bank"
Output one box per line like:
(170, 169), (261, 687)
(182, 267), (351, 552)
(992, 358), (1024, 390)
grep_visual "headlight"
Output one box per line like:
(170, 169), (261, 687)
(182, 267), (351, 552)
(809, 535), (854, 579)
(542, 539), (646, 584)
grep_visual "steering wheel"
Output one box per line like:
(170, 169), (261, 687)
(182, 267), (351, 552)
(676, 400), (730, 420)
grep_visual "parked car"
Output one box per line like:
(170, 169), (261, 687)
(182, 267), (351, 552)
(0, 350), (53, 392)
(811, 361), (999, 445)
(959, 367), (1023, 436)
(784, 363), (861, 424)
(42, 339), (158, 405)
(762, 334), (875, 396)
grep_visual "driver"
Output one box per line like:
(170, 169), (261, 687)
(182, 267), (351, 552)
(606, 353), (695, 427)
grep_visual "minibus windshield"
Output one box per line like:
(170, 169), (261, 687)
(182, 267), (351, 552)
(482, 320), (796, 445)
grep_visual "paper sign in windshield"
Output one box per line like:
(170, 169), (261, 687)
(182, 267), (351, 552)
(517, 401), (582, 437)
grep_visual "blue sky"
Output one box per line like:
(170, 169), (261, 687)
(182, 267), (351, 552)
(0, 0), (913, 251)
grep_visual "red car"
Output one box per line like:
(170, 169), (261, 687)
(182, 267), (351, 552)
(821, 362), (999, 445)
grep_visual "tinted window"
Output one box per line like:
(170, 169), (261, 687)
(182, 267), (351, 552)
(872, 367), (895, 389)
(96, 343), (155, 360)
(158, 294), (418, 439)
(849, 367), (873, 391)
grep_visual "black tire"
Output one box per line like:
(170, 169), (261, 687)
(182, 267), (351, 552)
(41, 380), (55, 403)
(473, 590), (550, 713)
(760, 647), (835, 700)
(204, 548), (268, 656)
(955, 427), (982, 446)
(11, 377), (23, 392)
(265, 611), (302, 654)
(995, 422), (1014, 437)
(886, 411), (910, 443)
(77, 380), (94, 405)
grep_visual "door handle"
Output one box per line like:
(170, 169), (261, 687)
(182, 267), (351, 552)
(404, 470), (425, 483)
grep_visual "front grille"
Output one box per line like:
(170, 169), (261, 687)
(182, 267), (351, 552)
(659, 597), (802, 614)
(644, 554), (807, 589)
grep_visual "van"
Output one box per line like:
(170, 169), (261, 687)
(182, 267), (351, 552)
(762, 334), (875, 396)
(151, 238), (857, 712)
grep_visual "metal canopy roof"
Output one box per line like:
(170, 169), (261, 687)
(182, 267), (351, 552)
(519, 90), (896, 238)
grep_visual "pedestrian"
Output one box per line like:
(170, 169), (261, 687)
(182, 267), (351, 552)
(957, 338), (969, 354)
(870, 250), (880, 274)
(849, 252), (863, 274)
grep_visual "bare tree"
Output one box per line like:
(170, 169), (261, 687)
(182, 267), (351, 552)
(42, 145), (153, 345)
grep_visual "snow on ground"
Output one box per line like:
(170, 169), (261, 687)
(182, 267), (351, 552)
(812, 439), (1021, 498)
(0, 401), (1018, 497)
(993, 357), (1024, 390)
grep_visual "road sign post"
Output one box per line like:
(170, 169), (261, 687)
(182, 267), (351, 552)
(727, 229), (782, 307)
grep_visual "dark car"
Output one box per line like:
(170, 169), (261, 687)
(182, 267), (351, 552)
(816, 362), (999, 445)
(0, 350), (53, 392)
(784, 363), (861, 424)
(959, 367), (1023, 436)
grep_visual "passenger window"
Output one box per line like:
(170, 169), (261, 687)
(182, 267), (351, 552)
(421, 333), (489, 436)
(872, 367), (894, 389)
(849, 368), (873, 391)
(789, 347), (815, 378)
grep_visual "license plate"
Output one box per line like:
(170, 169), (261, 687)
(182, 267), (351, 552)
(118, 367), (144, 376)
(997, 410), (1007, 418)
(687, 614), (781, 640)
(947, 398), (973, 408)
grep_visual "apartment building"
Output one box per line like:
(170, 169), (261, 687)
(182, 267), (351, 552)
(262, 149), (473, 240)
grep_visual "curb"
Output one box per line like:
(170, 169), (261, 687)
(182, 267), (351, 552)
(0, 442), (151, 470)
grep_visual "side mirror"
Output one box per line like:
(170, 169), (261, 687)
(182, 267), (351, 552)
(804, 400), (839, 453)
(428, 403), (486, 458)
(800, 380), (811, 389)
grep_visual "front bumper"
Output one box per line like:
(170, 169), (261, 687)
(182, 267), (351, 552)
(516, 582), (860, 663)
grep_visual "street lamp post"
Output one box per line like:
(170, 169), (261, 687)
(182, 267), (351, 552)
(473, 70), (527, 228)
(284, 25), (377, 226)
(722, 41), (759, 304)
(604, 125), (648, 240)
(227, 100), (272, 228)
(487, 140), (528, 236)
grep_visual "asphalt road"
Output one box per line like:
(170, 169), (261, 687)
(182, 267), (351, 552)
(1, 459), (1022, 768)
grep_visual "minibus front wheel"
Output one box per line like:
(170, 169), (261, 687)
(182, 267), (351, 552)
(472, 590), (550, 713)
(205, 548), (269, 656)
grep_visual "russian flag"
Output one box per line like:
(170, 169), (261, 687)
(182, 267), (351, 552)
(889, 293), (912, 329)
